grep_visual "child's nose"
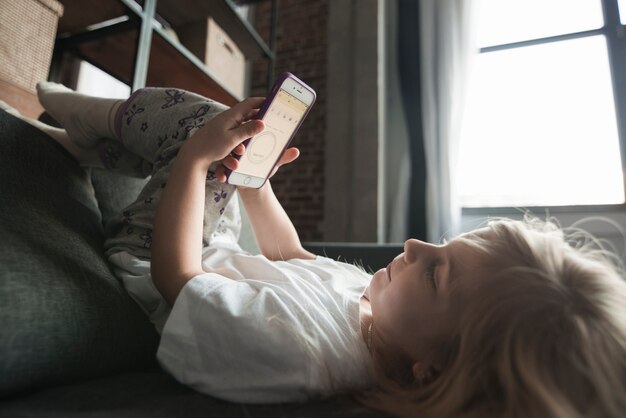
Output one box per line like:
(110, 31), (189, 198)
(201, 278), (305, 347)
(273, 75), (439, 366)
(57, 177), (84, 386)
(404, 239), (436, 263)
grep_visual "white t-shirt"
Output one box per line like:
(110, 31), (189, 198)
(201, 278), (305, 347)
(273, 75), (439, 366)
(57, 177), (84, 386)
(108, 239), (374, 403)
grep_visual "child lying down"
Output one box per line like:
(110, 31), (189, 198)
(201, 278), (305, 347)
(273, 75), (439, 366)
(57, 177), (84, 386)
(24, 81), (626, 418)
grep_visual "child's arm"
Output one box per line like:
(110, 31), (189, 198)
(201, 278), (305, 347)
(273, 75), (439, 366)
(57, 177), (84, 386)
(216, 148), (315, 261)
(238, 182), (316, 261)
(151, 98), (265, 306)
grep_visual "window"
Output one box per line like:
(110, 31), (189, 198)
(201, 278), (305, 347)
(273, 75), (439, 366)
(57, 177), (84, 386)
(76, 61), (130, 99)
(458, 0), (626, 208)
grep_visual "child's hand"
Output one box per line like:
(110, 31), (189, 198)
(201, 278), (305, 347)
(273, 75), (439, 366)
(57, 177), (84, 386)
(184, 98), (266, 165)
(214, 146), (300, 184)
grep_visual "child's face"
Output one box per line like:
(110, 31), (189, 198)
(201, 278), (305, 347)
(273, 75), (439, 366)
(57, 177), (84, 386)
(368, 235), (489, 367)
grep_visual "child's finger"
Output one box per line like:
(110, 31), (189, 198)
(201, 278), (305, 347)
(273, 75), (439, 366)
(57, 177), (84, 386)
(230, 119), (264, 141)
(276, 147), (300, 168)
(220, 97), (265, 129)
(232, 143), (246, 156)
(214, 165), (227, 183)
(222, 155), (240, 171)
(268, 148), (300, 179)
(237, 97), (265, 108)
(232, 97), (265, 119)
(243, 109), (260, 121)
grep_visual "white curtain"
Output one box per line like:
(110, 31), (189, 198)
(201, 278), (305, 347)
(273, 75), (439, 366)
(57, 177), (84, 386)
(419, 0), (478, 243)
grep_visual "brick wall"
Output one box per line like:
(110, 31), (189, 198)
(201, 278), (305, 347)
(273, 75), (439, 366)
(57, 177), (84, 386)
(250, 0), (328, 241)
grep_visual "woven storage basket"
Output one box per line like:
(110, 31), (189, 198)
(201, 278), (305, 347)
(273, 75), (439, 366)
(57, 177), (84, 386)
(0, 0), (63, 93)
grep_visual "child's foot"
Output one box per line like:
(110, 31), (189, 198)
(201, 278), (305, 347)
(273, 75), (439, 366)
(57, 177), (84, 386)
(50, 130), (105, 168)
(36, 81), (123, 148)
(0, 98), (104, 167)
(0, 99), (22, 117)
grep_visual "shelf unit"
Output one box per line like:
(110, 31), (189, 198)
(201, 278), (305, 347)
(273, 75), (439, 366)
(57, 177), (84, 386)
(51, 0), (276, 106)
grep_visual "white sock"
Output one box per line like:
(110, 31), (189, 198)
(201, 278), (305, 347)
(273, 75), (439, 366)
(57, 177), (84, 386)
(36, 81), (123, 149)
(45, 126), (105, 168)
(0, 99), (103, 167)
(0, 99), (22, 117)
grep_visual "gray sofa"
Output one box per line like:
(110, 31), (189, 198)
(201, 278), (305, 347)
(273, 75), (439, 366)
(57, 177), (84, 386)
(0, 109), (395, 417)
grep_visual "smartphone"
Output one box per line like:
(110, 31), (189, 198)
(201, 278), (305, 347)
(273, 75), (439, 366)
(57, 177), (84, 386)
(226, 72), (316, 188)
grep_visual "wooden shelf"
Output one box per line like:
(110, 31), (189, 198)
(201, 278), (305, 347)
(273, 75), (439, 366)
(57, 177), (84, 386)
(157, 0), (272, 59)
(57, 1), (128, 34)
(73, 25), (240, 105)
(54, 0), (274, 105)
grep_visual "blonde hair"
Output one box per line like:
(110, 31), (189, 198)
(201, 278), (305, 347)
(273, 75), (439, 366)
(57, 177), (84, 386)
(363, 216), (626, 418)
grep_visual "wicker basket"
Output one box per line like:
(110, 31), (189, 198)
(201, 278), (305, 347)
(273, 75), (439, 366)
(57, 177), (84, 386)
(0, 0), (64, 93)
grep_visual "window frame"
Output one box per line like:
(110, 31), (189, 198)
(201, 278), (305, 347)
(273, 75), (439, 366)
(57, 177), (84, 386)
(462, 0), (626, 214)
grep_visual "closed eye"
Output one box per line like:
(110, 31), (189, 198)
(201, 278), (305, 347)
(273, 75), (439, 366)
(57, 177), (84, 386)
(425, 264), (438, 292)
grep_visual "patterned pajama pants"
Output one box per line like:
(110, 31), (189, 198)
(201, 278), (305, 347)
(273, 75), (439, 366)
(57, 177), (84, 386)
(103, 87), (240, 260)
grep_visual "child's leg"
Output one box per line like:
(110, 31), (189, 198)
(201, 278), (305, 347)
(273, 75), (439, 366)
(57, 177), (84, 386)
(37, 83), (239, 257)
(37, 83), (225, 173)
(98, 87), (239, 259)
(1, 98), (104, 168)
(36, 81), (121, 148)
(112, 87), (229, 162)
(36, 82), (149, 177)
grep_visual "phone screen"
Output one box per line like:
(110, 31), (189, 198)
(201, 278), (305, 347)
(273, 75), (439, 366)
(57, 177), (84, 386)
(236, 88), (309, 178)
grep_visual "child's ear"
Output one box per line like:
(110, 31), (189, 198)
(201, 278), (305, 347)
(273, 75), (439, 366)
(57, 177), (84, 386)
(412, 361), (439, 385)
(411, 361), (427, 380)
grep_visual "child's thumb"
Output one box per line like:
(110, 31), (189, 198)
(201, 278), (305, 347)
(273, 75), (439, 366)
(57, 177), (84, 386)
(232, 119), (264, 141)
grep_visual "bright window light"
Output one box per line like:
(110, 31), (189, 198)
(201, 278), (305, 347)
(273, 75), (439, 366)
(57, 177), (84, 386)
(458, 36), (624, 207)
(76, 61), (130, 99)
(620, 0), (626, 24)
(477, 0), (604, 47)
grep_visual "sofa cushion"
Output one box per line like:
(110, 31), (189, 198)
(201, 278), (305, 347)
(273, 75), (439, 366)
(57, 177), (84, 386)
(0, 110), (159, 398)
(37, 109), (150, 229)
(91, 169), (149, 229)
(0, 371), (384, 417)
